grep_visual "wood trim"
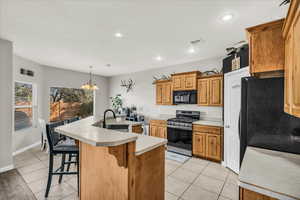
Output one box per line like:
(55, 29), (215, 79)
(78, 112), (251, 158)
(283, 0), (300, 38)
(193, 124), (222, 135)
(127, 142), (136, 200)
(171, 71), (201, 76)
(154, 79), (172, 84)
(149, 119), (167, 126)
(246, 19), (285, 33)
(198, 74), (223, 79)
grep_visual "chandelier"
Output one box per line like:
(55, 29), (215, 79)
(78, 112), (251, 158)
(81, 66), (99, 91)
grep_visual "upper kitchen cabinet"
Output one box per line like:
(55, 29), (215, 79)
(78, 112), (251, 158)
(246, 19), (285, 76)
(172, 71), (201, 91)
(155, 80), (173, 105)
(283, 0), (300, 118)
(198, 75), (223, 106)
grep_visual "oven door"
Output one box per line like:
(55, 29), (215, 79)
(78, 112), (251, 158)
(167, 127), (192, 156)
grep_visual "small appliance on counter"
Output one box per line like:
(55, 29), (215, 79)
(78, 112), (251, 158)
(123, 106), (145, 122)
(173, 90), (197, 104)
(167, 110), (200, 156)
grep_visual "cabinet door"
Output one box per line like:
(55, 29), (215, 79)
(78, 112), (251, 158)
(158, 126), (167, 138)
(206, 134), (221, 161)
(209, 77), (223, 106)
(284, 30), (293, 114)
(198, 79), (209, 106)
(292, 10), (300, 117)
(163, 82), (173, 105)
(248, 20), (285, 74)
(193, 132), (206, 158)
(150, 125), (158, 137)
(172, 76), (184, 91)
(156, 84), (163, 105)
(185, 74), (197, 90)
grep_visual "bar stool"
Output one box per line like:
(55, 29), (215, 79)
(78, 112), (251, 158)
(45, 121), (79, 198)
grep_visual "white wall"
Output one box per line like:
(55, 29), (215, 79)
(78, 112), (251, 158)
(0, 38), (13, 171)
(12, 55), (109, 152)
(13, 55), (45, 153)
(109, 57), (223, 120)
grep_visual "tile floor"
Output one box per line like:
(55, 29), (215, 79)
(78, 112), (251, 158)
(13, 146), (239, 200)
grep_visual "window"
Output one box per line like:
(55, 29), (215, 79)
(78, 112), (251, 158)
(50, 87), (94, 122)
(14, 82), (35, 131)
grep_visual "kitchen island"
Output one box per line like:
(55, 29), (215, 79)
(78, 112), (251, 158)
(239, 147), (300, 200)
(55, 117), (167, 200)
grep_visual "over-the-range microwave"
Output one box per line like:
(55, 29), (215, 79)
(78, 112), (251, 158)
(173, 90), (197, 104)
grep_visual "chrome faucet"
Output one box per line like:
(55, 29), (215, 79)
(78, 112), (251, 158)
(103, 109), (116, 128)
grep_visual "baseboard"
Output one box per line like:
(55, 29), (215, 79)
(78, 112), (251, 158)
(0, 164), (14, 173)
(13, 141), (41, 156)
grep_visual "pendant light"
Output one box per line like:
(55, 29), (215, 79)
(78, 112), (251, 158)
(81, 66), (99, 90)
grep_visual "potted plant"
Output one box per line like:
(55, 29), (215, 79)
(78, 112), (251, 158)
(110, 94), (123, 114)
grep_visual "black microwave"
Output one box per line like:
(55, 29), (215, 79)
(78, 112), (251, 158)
(173, 90), (197, 104)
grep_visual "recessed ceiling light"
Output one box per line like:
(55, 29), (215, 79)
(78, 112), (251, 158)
(114, 32), (123, 38)
(155, 56), (163, 61)
(106, 64), (111, 67)
(221, 13), (233, 21)
(188, 46), (196, 54)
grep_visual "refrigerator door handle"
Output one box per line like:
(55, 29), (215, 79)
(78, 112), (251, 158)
(238, 110), (241, 140)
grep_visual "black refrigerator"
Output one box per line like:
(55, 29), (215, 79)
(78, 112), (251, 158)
(240, 77), (300, 165)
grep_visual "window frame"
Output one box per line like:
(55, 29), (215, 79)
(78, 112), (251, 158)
(14, 81), (37, 132)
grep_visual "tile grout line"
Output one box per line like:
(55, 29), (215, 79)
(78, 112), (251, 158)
(177, 163), (210, 200)
(217, 170), (230, 200)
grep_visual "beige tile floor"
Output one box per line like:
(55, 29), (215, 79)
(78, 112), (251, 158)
(13, 146), (239, 200)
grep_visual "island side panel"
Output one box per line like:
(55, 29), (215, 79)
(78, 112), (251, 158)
(135, 146), (165, 200)
(79, 141), (136, 200)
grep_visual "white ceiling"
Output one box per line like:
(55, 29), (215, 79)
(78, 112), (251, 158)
(0, 0), (288, 77)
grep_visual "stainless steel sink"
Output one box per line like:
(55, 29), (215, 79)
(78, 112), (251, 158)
(92, 122), (129, 133)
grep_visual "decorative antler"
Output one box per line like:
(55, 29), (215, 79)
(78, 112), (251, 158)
(120, 79), (135, 92)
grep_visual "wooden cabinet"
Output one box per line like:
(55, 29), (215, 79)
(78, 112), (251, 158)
(198, 79), (209, 105)
(193, 124), (223, 162)
(193, 133), (206, 157)
(197, 75), (223, 106)
(150, 120), (167, 139)
(156, 83), (163, 104)
(172, 71), (200, 91)
(246, 19), (285, 76)
(283, 1), (300, 118)
(155, 80), (172, 105)
(240, 187), (277, 200)
(132, 125), (143, 134)
(206, 134), (221, 161)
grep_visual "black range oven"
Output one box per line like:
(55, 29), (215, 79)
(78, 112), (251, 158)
(167, 110), (200, 156)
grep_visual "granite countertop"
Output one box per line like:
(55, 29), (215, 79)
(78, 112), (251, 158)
(239, 147), (300, 200)
(192, 119), (223, 127)
(55, 116), (167, 156)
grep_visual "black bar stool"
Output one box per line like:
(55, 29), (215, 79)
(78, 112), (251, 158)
(45, 121), (79, 198)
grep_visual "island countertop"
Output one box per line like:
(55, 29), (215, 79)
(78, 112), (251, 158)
(239, 147), (300, 200)
(55, 116), (167, 156)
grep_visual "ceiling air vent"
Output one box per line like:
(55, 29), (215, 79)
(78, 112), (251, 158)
(20, 68), (34, 77)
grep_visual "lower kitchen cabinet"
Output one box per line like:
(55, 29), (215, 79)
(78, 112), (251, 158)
(193, 133), (206, 157)
(192, 124), (223, 162)
(150, 120), (167, 139)
(206, 134), (221, 161)
(240, 188), (277, 200)
(132, 124), (143, 134)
